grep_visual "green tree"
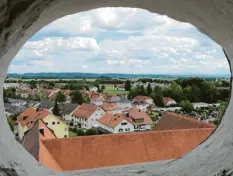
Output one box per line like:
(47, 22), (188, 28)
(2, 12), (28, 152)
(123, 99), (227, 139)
(141, 85), (145, 95)
(76, 128), (85, 136)
(128, 86), (145, 99)
(85, 128), (98, 135)
(151, 92), (164, 107)
(52, 101), (60, 116)
(56, 91), (66, 103)
(154, 86), (163, 96)
(180, 100), (194, 113)
(147, 83), (152, 95)
(70, 90), (84, 104)
(101, 85), (105, 90)
(164, 82), (183, 103)
(125, 80), (131, 91)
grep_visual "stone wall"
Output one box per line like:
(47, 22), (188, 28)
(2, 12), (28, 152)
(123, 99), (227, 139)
(0, 0), (233, 175)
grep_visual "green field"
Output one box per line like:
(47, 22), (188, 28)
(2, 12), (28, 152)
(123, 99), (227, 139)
(69, 130), (77, 138)
(103, 89), (129, 95)
(102, 84), (129, 95)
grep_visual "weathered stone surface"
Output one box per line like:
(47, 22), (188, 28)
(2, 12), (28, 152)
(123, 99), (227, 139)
(0, 0), (233, 175)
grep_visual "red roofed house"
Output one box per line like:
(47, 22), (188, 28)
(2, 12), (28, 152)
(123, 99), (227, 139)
(154, 112), (215, 131)
(124, 108), (154, 131)
(21, 118), (62, 171)
(98, 113), (134, 133)
(133, 96), (153, 104)
(17, 107), (69, 140)
(71, 103), (106, 129)
(162, 97), (177, 106)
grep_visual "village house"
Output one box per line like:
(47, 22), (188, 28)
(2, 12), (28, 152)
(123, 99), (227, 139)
(116, 84), (125, 91)
(5, 105), (27, 117)
(116, 95), (133, 110)
(16, 87), (33, 99)
(133, 96), (153, 104)
(71, 103), (106, 129)
(98, 113), (134, 133)
(132, 96), (153, 111)
(102, 101), (123, 114)
(3, 82), (20, 89)
(89, 92), (103, 106)
(36, 100), (55, 111)
(58, 103), (79, 126)
(89, 86), (98, 92)
(162, 97), (177, 106)
(17, 107), (69, 140)
(103, 94), (121, 103)
(7, 98), (27, 106)
(21, 118), (62, 171)
(123, 108), (154, 131)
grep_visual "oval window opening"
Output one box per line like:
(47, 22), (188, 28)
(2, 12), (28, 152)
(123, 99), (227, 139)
(3, 7), (231, 172)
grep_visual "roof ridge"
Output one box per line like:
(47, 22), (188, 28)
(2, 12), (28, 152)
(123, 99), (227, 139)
(42, 128), (215, 143)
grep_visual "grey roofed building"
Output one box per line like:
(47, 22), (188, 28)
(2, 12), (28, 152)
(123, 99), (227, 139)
(58, 103), (79, 115)
(7, 98), (27, 105)
(37, 100), (54, 110)
(5, 105), (27, 116)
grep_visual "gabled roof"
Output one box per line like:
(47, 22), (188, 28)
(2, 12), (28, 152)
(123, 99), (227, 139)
(7, 98), (27, 104)
(21, 118), (61, 171)
(72, 103), (98, 118)
(37, 100), (54, 109)
(58, 103), (79, 114)
(102, 102), (119, 111)
(17, 107), (49, 127)
(98, 113), (127, 128)
(162, 97), (176, 104)
(133, 96), (152, 102)
(124, 108), (153, 125)
(42, 128), (214, 171)
(5, 105), (27, 114)
(154, 112), (215, 131)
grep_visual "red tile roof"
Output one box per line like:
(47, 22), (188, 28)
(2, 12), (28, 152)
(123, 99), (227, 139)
(124, 108), (153, 126)
(42, 128), (214, 171)
(98, 113), (126, 128)
(17, 107), (49, 127)
(154, 112), (215, 131)
(72, 103), (98, 119)
(102, 102), (118, 111)
(133, 96), (152, 102)
(22, 118), (61, 171)
(162, 97), (176, 105)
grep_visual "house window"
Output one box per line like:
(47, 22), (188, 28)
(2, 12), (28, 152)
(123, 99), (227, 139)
(52, 122), (55, 125)
(64, 135), (67, 138)
(125, 128), (130, 132)
(64, 128), (68, 131)
(121, 122), (127, 126)
(118, 128), (123, 132)
(57, 121), (60, 124)
(45, 122), (48, 125)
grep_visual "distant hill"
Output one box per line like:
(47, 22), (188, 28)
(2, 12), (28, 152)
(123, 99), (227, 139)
(6, 72), (231, 79)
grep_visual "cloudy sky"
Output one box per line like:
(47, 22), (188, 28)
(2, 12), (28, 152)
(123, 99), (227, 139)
(9, 7), (230, 75)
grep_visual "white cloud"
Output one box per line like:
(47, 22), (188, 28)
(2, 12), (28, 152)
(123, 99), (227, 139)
(9, 7), (230, 75)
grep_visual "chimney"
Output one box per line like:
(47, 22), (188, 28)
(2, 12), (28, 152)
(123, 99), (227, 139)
(139, 109), (141, 112)
(36, 108), (40, 112)
(39, 128), (44, 136)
